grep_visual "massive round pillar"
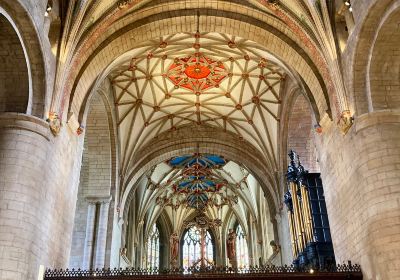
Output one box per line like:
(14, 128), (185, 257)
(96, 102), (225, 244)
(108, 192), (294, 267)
(0, 113), (82, 279)
(317, 111), (400, 280)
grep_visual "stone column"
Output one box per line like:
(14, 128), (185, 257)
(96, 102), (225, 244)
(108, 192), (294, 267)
(94, 197), (111, 269)
(82, 202), (97, 269)
(317, 112), (400, 280)
(0, 113), (83, 279)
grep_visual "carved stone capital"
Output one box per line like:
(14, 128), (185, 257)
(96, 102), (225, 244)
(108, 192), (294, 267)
(76, 125), (85, 136)
(85, 195), (112, 204)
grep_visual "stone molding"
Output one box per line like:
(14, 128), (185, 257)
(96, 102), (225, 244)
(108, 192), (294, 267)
(355, 110), (400, 133)
(0, 112), (51, 141)
(85, 195), (112, 204)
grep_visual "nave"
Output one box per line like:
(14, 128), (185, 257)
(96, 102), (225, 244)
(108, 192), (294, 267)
(0, 1), (399, 280)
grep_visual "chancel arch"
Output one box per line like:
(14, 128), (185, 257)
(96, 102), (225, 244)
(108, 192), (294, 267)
(80, 31), (315, 227)
(119, 152), (279, 268)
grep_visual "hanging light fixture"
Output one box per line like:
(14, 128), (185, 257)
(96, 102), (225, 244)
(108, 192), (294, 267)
(45, 2), (52, 17)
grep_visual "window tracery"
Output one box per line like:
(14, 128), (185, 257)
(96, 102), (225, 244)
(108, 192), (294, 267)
(236, 224), (249, 268)
(182, 226), (214, 268)
(146, 224), (160, 268)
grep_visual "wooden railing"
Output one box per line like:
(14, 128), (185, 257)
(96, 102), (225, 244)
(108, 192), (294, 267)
(45, 263), (362, 280)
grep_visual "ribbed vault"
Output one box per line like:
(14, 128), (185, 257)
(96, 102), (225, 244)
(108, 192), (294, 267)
(109, 32), (286, 183)
(124, 153), (276, 267)
(135, 156), (261, 232)
(119, 124), (280, 221)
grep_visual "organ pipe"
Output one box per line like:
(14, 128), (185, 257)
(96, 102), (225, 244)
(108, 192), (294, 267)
(302, 184), (314, 242)
(284, 150), (315, 259)
(300, 185), (311, 243)
(287, 210), (298, 257)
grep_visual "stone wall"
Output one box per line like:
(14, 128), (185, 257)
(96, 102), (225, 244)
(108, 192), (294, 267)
(287, 94), (320, 173)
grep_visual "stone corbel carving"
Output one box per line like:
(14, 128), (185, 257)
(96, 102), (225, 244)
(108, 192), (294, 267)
(76, 125), (85, 136)
(338, 110), (354, 135)
(314, 123), (323, 134)
(47, 112), (61, 136)
(117, 0), (132, 9)
(67, 112), (84, 136)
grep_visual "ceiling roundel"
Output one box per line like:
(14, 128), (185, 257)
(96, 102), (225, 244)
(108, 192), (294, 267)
(167, 53), (228, 92)
(109, 32), (286, 173)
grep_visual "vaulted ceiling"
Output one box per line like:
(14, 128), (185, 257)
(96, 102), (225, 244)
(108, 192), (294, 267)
(132, 153), (268, 238)
(72, 0), (315, 38)
(109, 32), (287, 176)
(56, 0), (349, 216)
(58, 0), (343, 124)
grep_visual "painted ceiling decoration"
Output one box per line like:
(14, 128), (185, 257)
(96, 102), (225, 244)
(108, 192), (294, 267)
(109, 32), (286, 175)
(168, 154), (228, 210)
(137, 158), (262, 240)
(167, 52), (227, 92)
(167, 154), (226, 169)
(156, 154), (237, 210)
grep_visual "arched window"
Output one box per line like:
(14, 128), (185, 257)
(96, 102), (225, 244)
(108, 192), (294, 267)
(147, 224), (160, 268)
(236, 224), (249, 268)
(182, 226), (214, 268)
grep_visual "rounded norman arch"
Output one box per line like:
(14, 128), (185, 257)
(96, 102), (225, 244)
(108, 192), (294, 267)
(367, 2), (400, 111)
(0, 12), (29, 114)
(351, 0), (400, 115)
(0, 0), (46, 117)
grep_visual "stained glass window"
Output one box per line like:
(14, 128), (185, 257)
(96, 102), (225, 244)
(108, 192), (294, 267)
(236, 224), (249, 268)
(182, 226), (214, 268)
(147, 224), (160, 268)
